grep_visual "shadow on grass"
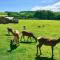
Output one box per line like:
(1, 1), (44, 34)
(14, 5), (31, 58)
(5, 34), (11, 36)
(35, 55), (55, 60)
(20, 41), (33, 44)
(5, 34), (12, 36)
(7, 46), (17, 52)
(7, 46), (18, 53)
(7, 43), (19, 53)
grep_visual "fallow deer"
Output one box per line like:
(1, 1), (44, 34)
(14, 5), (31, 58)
(36, 37), (60, 59)
(20, 30), (37, 42)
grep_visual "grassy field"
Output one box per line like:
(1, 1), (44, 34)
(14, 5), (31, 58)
(0, 19), (60, 60)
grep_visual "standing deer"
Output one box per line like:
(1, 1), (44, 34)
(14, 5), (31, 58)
(20, 30), (37, 42)
(36, 37), (60, 59)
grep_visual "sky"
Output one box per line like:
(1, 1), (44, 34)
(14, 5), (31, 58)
(0, 0), (60, 12)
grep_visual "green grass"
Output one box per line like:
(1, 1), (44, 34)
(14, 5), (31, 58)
(0, 19), (60, 60)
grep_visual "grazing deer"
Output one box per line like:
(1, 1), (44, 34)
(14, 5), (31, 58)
(7, 27), (20, 43)
(36, 37), (60, 59)
(20, 30), (37, 42)
(7, 27), (13, 35)
(9, 30), (20, 51)
(13, 30), (20, 44)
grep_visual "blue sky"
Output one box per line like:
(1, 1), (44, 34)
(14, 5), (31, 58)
(0, 0), (60, 12)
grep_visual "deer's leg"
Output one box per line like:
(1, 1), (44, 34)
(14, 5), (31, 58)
(23, 35), (25, 42)
(51, 46), (54, 59)
(36, 45), (39, 56)
(39, 44), (42, 56)
(20, 35), (25, 42)
(29, 36), (33, 42)
(36, 44), (42, 56)
(20, 35), (22, 42)
(27, 36), (29, 42)
(17, 38), (19, 44)
(29, 37), (32, 42)
(39, 46), (42, 55)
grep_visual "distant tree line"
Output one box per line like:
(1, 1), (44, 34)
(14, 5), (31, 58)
(4, 10), (60, 20)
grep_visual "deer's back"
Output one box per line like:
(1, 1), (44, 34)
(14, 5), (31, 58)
(22, 31), (33, 36)
(38, 37), (56, 46)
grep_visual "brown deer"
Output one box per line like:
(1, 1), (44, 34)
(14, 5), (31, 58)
(8, 29), (20, 51)
(36, 37), (60, 59)
(7, 27), (20, 43)
(20, 30), (37, 42)
(12, 30), (20, 44)
(7, 27), (20, 52)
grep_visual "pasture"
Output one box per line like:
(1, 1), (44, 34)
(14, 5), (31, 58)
(0, 19), (60, 60)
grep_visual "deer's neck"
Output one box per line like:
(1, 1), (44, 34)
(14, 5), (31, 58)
(55, 39), (60, 44)
(32, 35), (37, 42)
(11, 30), (15, 35)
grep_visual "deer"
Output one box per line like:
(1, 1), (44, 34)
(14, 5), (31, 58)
(20, 30), (37, 42)
(9, 30), (20, 51)
(7, 27), (13, 35)
(7, 27), (20, 42)
(36, 36), (60, 59)
(7, 27), (20, 51)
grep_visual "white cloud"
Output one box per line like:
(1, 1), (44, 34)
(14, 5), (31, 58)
(31, 2), (60, 12)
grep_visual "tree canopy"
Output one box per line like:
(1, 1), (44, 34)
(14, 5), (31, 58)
(0, 10), (60, 20)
